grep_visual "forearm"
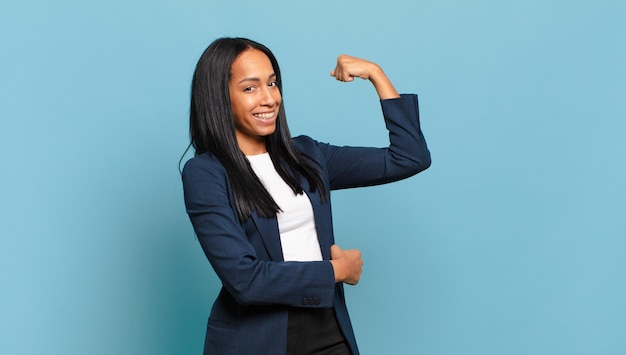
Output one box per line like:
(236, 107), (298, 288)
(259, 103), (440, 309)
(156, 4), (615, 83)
(367, 64), (400, 100)
(207, 253), (337, 307)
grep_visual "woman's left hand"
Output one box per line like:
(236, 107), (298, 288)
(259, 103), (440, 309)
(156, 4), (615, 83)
(330, 54), (400, 100)
(330, 54), (378, 82)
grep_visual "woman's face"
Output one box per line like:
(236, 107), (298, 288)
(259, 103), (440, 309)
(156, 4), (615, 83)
(228, 48), (282, 155)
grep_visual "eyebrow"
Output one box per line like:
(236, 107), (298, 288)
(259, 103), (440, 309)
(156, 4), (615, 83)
(237, 73), (276, 84)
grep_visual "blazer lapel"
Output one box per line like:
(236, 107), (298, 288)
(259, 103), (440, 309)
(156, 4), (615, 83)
(250, 212), (284, 262)
(303, 178), (334, 261)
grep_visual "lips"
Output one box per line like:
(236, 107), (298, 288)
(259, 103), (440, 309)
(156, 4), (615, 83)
(253, 111), (276, 121)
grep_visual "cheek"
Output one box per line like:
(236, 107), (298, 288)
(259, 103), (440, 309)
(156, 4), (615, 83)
(274, 91), (282, 105)
(230, 95), (251, 115)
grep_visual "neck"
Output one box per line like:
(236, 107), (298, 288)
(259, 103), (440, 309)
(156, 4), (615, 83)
(239, 142), (267, 156)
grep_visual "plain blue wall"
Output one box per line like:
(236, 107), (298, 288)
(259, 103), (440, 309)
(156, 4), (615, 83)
(1, 1), (625, 354)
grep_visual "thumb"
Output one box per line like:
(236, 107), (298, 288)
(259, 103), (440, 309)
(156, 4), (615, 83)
(330, 244), (342, 258)
(330, 69), (336, 77)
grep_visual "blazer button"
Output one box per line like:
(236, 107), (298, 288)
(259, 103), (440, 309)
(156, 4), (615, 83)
(313, 296), (320, 305)
(307, 296), (315, 305)
(302, 297), (309, 305)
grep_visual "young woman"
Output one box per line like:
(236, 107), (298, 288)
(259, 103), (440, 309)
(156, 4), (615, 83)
(182, 37), (430, 355)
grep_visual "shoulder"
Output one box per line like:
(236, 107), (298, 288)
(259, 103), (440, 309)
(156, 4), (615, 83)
(182, 152), (223, 171)
(292, 135), (318, 152)
(181, 153), (228, 185)
(292, 135), (327, 165)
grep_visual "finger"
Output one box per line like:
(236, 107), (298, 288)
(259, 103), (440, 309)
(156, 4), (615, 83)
(338, 70), (352, 82)
(334, 67), (343, 81)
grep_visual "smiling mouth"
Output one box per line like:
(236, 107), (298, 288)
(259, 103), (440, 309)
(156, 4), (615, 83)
(253, 112), (276, 120)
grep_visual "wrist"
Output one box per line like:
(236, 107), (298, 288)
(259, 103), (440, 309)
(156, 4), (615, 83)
(330, 260), (344, 283)
(366, 63), (384, 83)
(367, 65), (400, 100)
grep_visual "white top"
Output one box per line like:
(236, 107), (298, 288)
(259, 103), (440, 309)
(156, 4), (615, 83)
(247, 153), (323, 262)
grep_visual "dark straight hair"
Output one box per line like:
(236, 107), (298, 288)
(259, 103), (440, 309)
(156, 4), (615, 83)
(189, 37), (328, 222)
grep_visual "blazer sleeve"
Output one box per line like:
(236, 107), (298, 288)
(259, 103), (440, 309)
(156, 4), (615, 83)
(302, 94), (431, 190)
(182, 156), (336, 308)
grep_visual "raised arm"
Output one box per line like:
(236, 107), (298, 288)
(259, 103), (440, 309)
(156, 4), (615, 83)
(295, 54), (431, 190)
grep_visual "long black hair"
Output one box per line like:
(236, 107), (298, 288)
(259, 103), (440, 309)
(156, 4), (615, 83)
(189, 37), (328, 222)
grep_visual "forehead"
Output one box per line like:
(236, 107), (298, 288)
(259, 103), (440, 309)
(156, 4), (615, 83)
(230, 49), (274, 78)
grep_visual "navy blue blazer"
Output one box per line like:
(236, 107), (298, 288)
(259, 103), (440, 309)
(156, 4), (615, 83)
(182, 94), (430, 355)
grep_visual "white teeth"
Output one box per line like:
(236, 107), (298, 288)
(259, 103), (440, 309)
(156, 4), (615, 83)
(253, 112), (275, 120)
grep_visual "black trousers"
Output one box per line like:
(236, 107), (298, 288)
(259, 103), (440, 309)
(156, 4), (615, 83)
(286, 308), (352, 355)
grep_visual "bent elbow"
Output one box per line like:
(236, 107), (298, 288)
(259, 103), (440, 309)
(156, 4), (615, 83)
(230, 291), (255, 307)
(419, 152), (432, 172)
(223, 283), (261, 307)
(406, 150), (432, 177)
(221, 268), (270, 307)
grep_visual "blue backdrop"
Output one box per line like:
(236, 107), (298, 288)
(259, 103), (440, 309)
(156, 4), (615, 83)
(1, 1), (625, 354)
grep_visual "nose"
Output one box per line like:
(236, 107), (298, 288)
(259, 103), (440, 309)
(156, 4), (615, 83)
(260, 86), (278, 106)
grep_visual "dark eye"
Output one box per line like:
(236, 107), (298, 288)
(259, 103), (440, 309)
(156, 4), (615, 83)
(243, 86), (254, 92)
(268, 81), (278, 87)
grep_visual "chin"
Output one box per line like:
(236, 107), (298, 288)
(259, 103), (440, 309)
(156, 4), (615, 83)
(262, 126), (277, 136)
